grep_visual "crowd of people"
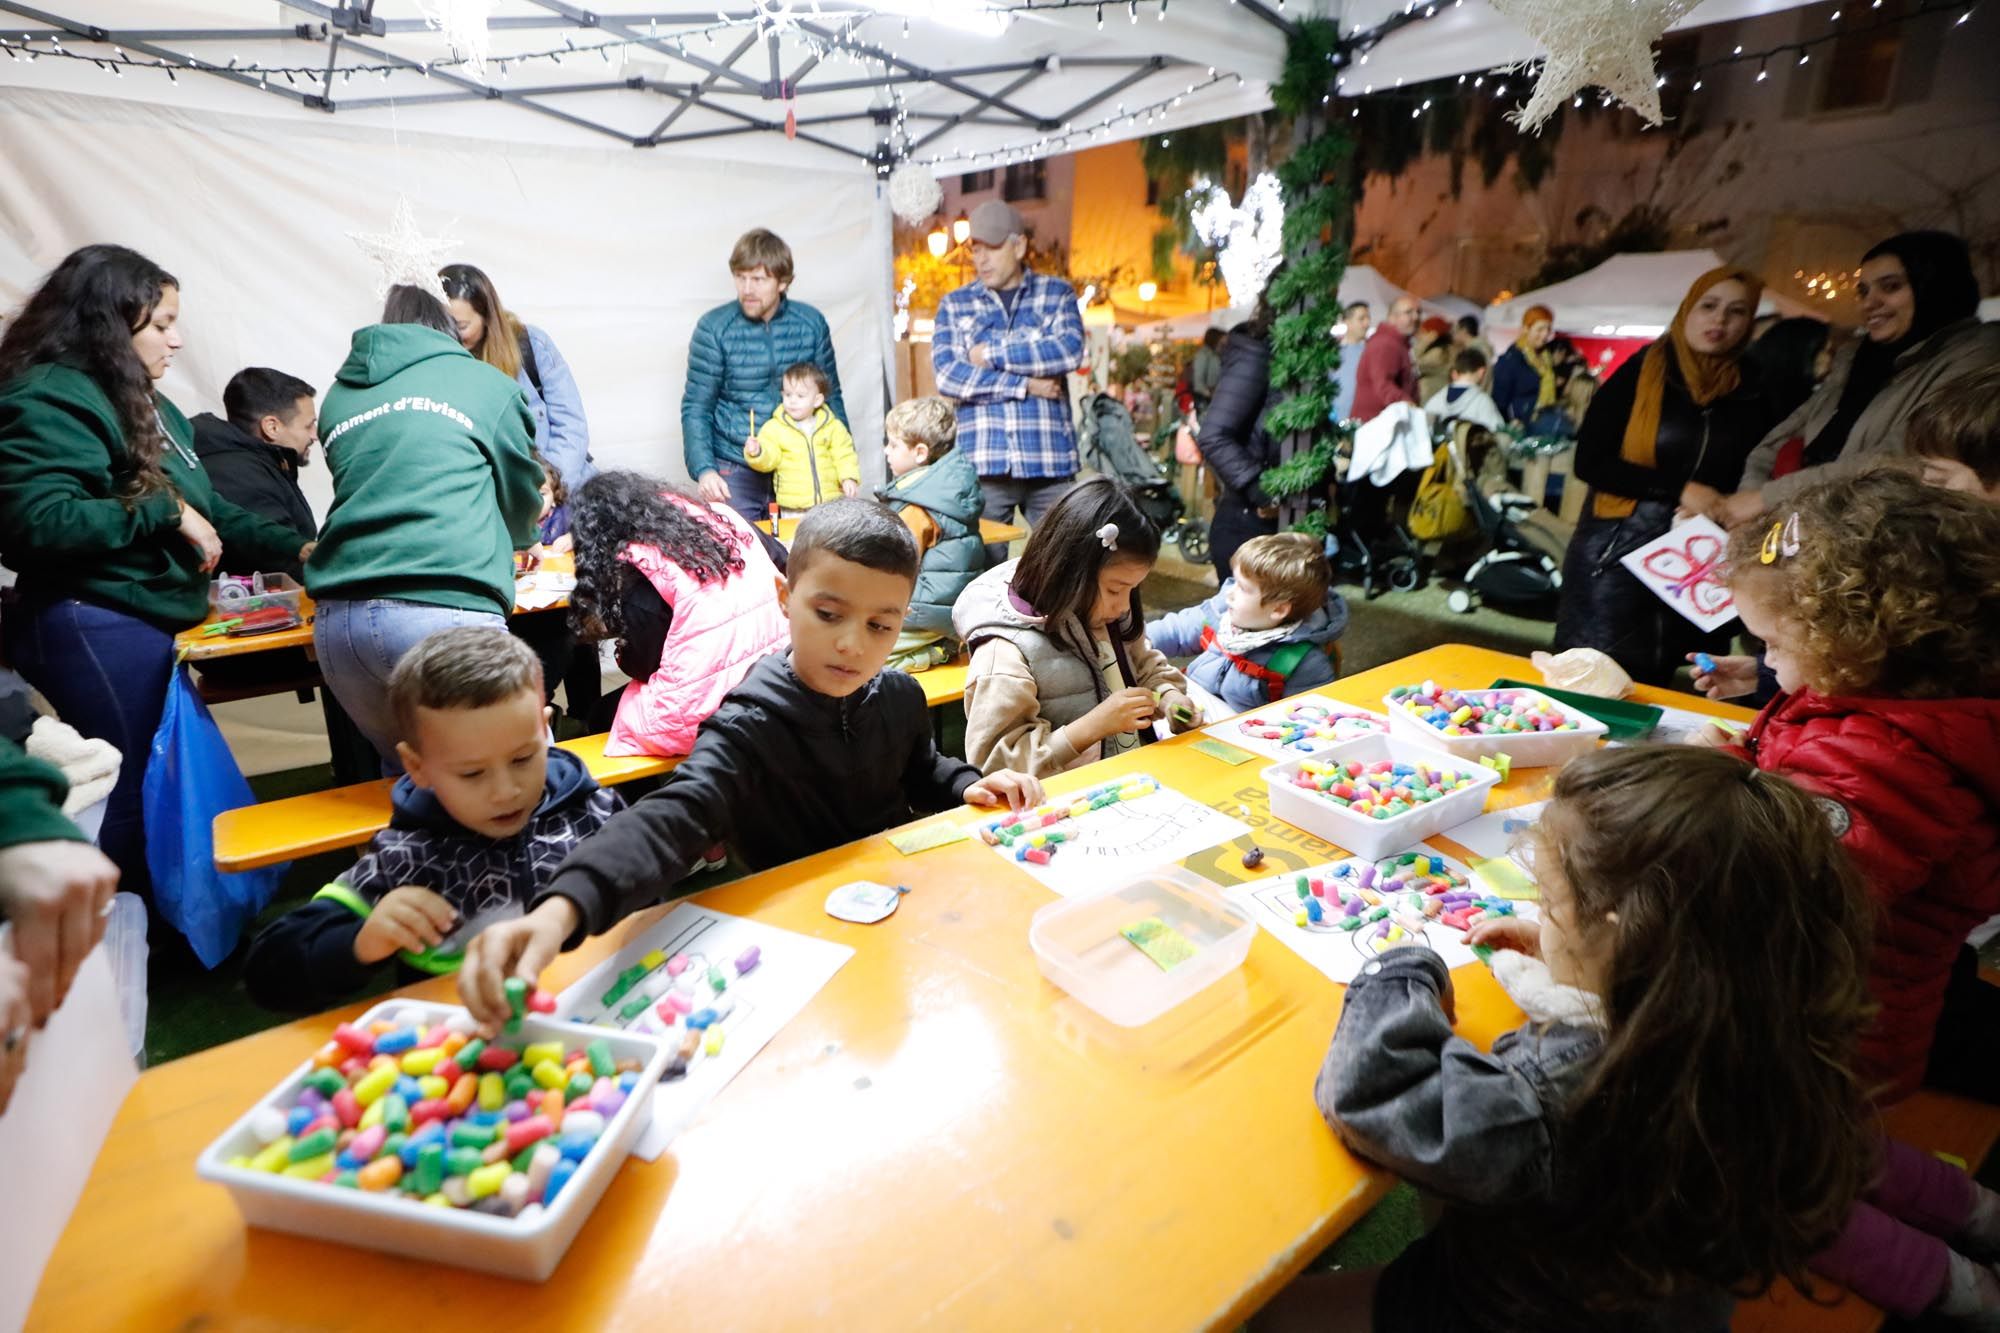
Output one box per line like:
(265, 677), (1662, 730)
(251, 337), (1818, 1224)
(1, 201), (1998, 1331)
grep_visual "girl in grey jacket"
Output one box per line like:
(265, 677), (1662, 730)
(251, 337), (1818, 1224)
(1258, 748), (1878, 1333)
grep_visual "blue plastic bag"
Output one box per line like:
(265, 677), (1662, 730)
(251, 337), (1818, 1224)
(143, 663), (288, 967)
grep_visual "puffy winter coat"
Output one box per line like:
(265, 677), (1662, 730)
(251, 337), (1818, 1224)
(746, 403), (859, 510)
(1737, 688), (2000, 1103)
(1146, 583), (1347, 715)
(680, 297), (846, 480)
(606, 499), (789, 758)
(878, 447), (984, 637)
(1195, 329), (1278, 507)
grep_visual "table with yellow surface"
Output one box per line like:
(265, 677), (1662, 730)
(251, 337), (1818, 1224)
(27, 645), (1750, 1330)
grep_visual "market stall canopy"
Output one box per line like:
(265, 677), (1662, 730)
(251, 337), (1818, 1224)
(1486, 250), (1814, 343)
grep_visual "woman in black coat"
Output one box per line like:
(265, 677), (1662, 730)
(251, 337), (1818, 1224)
(1195, 286), (1282, 583)
(1553, 268), (1771, 686)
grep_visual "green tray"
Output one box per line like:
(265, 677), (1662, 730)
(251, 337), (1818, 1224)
(1491, 678), (1663, 741)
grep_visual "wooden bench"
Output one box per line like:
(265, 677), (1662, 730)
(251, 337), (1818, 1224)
(211, 732), (681, 873)
(1732, 1088), (2000, 1333)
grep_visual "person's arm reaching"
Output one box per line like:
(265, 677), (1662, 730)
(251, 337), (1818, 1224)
(485, 394), (548, 549)
(681, 316), (725, 482)
(201, 490), (314, 571)
(1144, 594), (1220, 658)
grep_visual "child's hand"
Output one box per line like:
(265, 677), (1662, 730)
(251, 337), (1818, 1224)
(1159, 688), (1199, 733)
(744, 437), (761, 458)
(1084, 687), (1158, 742)
(1466, 915), (1539, 958)
(458, 897), (581, 1036)
(1686, 652), (1758, 700)
(1688, 721), (1740, 749)
(353, 886), (459, 965)
(841, 479), (859, 499)
(964, 770), (1044, 812)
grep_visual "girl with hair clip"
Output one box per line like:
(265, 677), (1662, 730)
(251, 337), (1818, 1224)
(952, 477), (1196, 777)
(1258, 746), (1879, 1333)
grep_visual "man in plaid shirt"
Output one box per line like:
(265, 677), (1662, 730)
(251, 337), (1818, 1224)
(932, 200), (1086, 564)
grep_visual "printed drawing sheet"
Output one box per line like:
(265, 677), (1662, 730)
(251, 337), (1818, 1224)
(555, 903), (852, 1160)
(978, 774), (1251, 896)
(1226, 848), (1539, 986)
(1204, 699), (1392, 764)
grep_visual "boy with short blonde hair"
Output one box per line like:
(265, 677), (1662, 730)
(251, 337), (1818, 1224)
(243, 628), (624, 1012)
(879, 396), (984, 671)
(1146, 532), (1348, 717)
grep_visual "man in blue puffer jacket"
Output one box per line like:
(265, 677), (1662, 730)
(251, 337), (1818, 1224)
(681, 229), (848, 527)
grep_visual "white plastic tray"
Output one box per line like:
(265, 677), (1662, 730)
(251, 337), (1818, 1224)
(1262, 734), (1502, 862)
(1030, 867), (1255, 1027)
(1383, 685), (1608, 769)
(196, 999), (669, 1281)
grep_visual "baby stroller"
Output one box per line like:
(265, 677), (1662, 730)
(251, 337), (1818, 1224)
(1079, 392), (1209, 562)
(1434, 422), (1564, 617)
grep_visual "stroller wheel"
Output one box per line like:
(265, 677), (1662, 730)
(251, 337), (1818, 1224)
(1446, 588), (1476, 614)
(1389, 559), (1423, 593)
(1178, 523), (1210, 563)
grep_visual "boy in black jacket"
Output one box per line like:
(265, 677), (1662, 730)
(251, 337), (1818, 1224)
(457, 499), (1042, 1029)
(244, 628), (623, 1012)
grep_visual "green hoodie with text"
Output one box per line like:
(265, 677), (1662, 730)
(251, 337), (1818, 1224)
(305, 324), (543, 617)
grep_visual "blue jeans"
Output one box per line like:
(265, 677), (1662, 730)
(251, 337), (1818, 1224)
(4, 597), (176, 902)
(715, 457), (776, 530)
(313, 598), (505, 772)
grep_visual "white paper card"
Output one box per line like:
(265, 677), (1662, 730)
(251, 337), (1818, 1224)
(553, 904), (851, 1160)
(977, 774), (1251, 897)
(1616, 514), (1738, 633)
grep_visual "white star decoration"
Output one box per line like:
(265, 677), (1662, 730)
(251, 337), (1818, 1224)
(346, 195), (459, 302)
(420, 0), (495, 78)
(1490, 0), (1704, 132)
(1189, 171), (1285, 308)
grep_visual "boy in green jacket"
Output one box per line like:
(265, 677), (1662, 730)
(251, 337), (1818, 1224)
(878, 396), (986, 671)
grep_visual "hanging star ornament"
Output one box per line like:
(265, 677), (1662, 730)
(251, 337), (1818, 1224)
(346, 195), (460, 303)
(1490, 0), (1705, 132)
(420, 0), (496, 78)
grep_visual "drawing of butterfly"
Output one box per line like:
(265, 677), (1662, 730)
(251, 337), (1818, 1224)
(1640, 533), (1733, 618)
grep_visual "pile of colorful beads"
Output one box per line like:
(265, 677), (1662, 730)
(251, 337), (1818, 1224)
(1285, 755), (1480, 821)
(1290, 852), (1518, 946)
(1388, 683), (1579, 737)
(226, 1007), (641, 1220)
(591, 944), (761, 1069)
(978, 775), (1160, 864)
(1236, 701), (1388, 753)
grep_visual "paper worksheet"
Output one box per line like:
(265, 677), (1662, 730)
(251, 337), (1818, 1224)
(976, 774), (1251, 897)
(1225, 849), (1539, 987)
(1204, 700), (1391, 764)
(553, 904), (851, 1160)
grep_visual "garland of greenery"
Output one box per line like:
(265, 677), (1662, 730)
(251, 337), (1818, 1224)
(1257, 17), (1354, 520)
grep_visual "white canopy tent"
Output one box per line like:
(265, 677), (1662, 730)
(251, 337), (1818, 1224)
(1485, 250), (1812, 343)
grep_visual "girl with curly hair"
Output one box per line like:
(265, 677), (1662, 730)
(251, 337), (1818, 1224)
(567, 470), (787, 757)
(1261, 747), (1880, 1332)
(1704, 465), (2000, 1107)
(1695, 466), (2000, 1330)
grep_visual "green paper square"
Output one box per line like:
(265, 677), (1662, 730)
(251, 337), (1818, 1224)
(1121, 916), (1198, 971)
(1190, 737), (1260, 766)
(888, 820), (971, 855)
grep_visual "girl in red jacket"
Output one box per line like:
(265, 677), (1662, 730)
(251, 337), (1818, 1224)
(1700, 468), (2000, 1327)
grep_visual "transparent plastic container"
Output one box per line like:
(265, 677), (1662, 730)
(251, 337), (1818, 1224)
(1029, 867), (1255, 1027)
(209, 572), (305, 620)
(195, 999), (669, 1281)
(1263, 733), (1502, 862)
(1383, 685), (1609, 769)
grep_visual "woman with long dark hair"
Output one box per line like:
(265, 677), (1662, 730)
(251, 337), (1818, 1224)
(1727, 230), (2000, 521)
(1553, 267), (1770, 686)
(305, 284), (544, 769)
(0, 245), (312, 900)
(1194, 269), (1284, 583)
(567, 470), (786, 756)
(441, 264), (594, 528)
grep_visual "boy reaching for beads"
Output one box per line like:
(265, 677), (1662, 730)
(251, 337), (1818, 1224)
(244, 629), (624, 1012)
(457, 500), (1043, 1030)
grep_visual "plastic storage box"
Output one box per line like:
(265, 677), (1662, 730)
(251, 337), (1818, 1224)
(1263, 733), (1502, 862)
(209, 572), (305, 619)
(196, 999), (669, 1281)
(1384, 685), (1608, 769)
(1029, 867), (1255, 1027)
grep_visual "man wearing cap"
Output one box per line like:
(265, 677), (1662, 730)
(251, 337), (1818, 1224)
(1351, 294), (1422, 423)
(932, 200), (1087, 564)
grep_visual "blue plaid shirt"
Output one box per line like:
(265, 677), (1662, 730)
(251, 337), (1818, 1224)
(932, 271), (1085, 480)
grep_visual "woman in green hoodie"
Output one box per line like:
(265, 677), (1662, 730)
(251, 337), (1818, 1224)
(304, 286), (543, 770)
(0, 245), (311, 902)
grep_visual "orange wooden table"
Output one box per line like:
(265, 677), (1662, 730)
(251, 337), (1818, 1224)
(28, 645), (1749, 1330)
(773, 515), (1027, 546)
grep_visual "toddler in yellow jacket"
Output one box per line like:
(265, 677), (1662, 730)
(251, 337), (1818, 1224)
(746, 362), (859, 514)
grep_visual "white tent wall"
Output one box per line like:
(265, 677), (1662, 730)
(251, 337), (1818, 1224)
(0, 84), (894, 522)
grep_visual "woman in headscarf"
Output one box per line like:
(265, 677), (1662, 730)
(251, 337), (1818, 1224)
(1553, 268), (1771, 686)
(1726, 230), (2000, 523)
(1491, 304), (1559, 429)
